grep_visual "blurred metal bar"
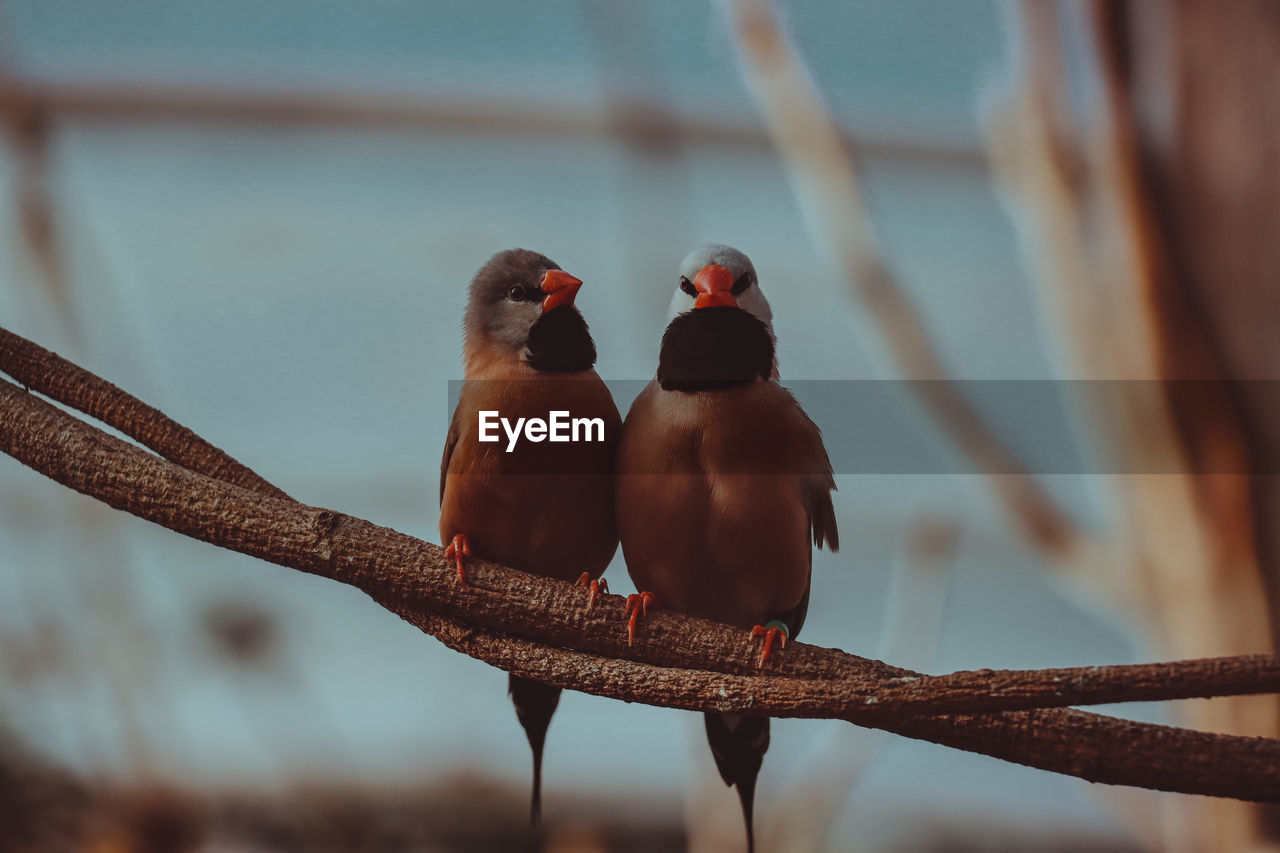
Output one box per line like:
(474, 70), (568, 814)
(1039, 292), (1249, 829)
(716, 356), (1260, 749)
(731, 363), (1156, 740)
(0, 77), (985, 171)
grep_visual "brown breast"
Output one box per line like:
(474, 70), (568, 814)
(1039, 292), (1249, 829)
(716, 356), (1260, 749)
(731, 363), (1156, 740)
(440, 369), (621, 582)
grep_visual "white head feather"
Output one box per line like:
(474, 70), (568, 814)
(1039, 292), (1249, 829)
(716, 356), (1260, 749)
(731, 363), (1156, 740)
(666, 243), (775, 335)
(665, 242), (778, 378)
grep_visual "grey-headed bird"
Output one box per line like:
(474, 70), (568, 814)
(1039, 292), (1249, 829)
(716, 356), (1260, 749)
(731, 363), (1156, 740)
(440, 248), (621, 823)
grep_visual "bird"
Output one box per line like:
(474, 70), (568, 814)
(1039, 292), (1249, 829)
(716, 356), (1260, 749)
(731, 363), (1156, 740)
(439, 248), (621, 824)
(614, 243), (838, 852)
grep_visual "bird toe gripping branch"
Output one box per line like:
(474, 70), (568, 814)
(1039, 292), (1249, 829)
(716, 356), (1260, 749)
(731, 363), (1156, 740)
(751, 620), (790, 668)
(624, 591), (657, 647)
(444, 533), (471, 587)
(576, 572), (609, 611)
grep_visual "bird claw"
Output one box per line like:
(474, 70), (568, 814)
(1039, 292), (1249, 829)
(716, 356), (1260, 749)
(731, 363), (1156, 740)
(576, 573), (609, 610)
(444, 534), (472, 587)
(624, 591), (657, 646)
(751, 621), (789, 668)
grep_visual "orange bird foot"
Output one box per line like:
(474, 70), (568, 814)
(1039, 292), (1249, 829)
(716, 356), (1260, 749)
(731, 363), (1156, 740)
(444, 534), (472, 586)
(624, 591), (657, 647)
(751, 620), (790, 668)
(576, 573), (609, 610)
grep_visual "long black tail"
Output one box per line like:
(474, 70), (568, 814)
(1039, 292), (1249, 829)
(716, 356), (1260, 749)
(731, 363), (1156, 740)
(704, 712), (770, 853)
(509, 674), (562, 825)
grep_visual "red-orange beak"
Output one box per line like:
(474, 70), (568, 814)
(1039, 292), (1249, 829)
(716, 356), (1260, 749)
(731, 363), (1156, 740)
(540, 269), (583, 311)
(693, 264), (736, 309)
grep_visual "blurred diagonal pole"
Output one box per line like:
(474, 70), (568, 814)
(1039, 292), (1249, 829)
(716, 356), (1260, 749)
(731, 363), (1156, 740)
(718, 0), (1085, 562)
(7, 329), (1280, 803)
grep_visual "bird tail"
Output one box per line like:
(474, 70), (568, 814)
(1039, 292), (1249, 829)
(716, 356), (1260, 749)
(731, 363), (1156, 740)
(704, 712), (770, 853)
(509, 674), (562, 825)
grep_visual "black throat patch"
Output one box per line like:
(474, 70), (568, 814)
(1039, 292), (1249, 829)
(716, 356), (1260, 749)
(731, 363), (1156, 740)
(657, 307), (774, 392)
(525, 305), (598, 373)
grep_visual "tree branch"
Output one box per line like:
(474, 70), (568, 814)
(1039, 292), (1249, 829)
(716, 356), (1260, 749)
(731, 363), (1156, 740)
(0, 327), (287, 500)
(2, 328), (1280, 801)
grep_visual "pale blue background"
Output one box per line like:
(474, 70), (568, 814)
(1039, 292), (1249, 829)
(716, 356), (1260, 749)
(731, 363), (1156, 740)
(0, 2), (1151, 849)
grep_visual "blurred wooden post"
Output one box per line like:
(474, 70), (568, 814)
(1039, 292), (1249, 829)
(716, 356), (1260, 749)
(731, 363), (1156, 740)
(989, 2), (1280, 850)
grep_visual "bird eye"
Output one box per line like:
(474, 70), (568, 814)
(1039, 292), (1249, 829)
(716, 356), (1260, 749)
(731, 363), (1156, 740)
(731, 271), (754, 295)
(506, 285), (527, 301)
(679, 276), (696, 297)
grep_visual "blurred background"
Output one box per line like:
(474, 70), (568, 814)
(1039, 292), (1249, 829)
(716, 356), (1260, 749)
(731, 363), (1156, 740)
(2, 1), (1277, 851)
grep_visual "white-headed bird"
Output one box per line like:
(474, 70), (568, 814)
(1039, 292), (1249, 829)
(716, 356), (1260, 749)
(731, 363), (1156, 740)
(615, 243), (838, 852)
(440, 248), (621, 823)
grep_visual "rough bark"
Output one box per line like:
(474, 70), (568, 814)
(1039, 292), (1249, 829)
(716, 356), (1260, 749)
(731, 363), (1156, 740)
(3, 331), (1280, 801)
(0, 328), (287, 500)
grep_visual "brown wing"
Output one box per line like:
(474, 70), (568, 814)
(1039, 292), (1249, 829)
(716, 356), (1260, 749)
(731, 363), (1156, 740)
(780, 389), (838, 553)
(764, 404), (834, 641)
(439, 404), (462, 506)
(804, 448), (839, 553)
(795, 400), (837, 640)
(809, 485), (839, 551)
